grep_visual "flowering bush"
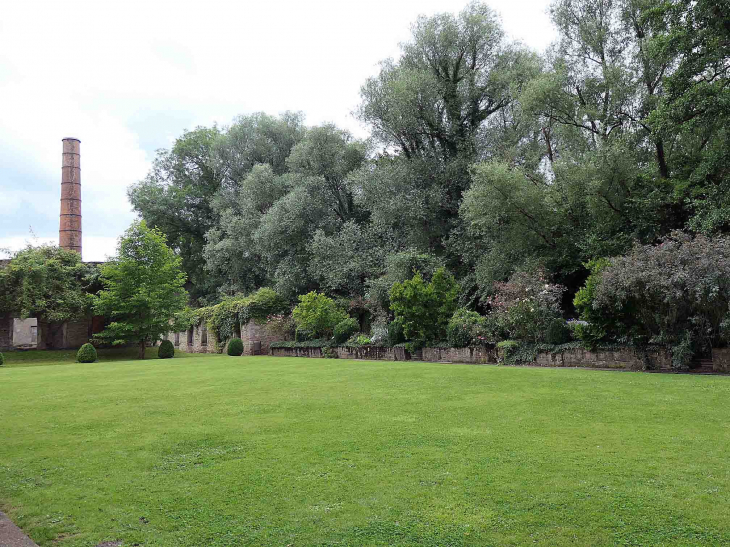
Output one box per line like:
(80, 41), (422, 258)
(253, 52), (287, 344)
(488, 269), (565, 343)
(586, 232), (730, 368)
(447, 308), (492, 347)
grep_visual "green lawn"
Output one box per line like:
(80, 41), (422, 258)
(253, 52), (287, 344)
(1, 355), (729, 546)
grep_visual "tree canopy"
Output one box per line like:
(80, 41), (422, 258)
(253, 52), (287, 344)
(127, 0), (728, 326)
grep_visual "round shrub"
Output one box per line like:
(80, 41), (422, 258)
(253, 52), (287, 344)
(77, 343), (98, 363)
(0, 352), (4, 366)
(333, 318), (358, 345)
(227, 337), (244, 356)
(158, 339), (175, 359)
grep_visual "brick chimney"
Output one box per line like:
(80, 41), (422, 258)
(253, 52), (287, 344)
(59, 138), (82, 257)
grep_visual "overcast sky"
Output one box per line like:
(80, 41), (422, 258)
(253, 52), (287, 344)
(0, 0), (555, 262)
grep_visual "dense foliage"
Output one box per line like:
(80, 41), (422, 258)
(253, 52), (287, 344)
(93, 221), (189, 359)
(158, 340), (175, 359)
(0, 352), (4, 366)
(292, 292), (347, 340)
(0, 245), (98, 349)
(123, 0), (729, 363)
(389, 268), (458, 349)
(580, 233), (730, 367)
(76, 343), (98, 363)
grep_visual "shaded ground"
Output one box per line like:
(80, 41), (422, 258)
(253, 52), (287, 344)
(1, 355), (729, 546)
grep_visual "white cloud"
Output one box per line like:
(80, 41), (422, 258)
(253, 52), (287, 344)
(1, 0), (555, 259)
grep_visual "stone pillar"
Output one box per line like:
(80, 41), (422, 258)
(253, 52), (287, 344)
(59, 138), (82, 256)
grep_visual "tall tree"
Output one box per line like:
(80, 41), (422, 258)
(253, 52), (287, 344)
(93, 221), (188, 359)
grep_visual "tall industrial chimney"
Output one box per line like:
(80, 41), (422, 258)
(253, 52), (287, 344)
(59, 138), (82, 257)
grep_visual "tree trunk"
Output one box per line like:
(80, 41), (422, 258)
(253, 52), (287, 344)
(138, 339), (146, 359)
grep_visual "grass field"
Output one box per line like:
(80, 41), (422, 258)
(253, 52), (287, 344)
(1, 354), (729, 546)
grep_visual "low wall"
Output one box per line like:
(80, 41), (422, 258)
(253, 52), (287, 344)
(270, 345), (679, 371)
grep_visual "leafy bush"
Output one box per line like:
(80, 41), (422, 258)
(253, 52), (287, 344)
(389, 267), (458, 347)
(447, 308), (491, 347)
(77, 343), (98, 363)
(545, 318), (571, 345)
(488, 269), (565, 343)
(345, 334), (372, 346)
(0, 352), (4, 366)
(295, 328), (314, 342)
(292, 291), (348, 339)
(227, 337), (244, 356)
(333, 317), (359, 345)
(572, 258), (612, 348)
(586, 232), (730, 368)
(158, 340), (175, 359)
(387, 318), (406, 346)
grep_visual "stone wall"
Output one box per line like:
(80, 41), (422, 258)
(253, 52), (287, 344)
(527, 347), (672, 370)
(37, 318), (92, 350)
(269, 345), (679, 371)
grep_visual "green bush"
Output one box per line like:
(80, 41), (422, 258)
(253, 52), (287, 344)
(321, 347), (338, 359)
(227, 338), (244, 356)
(158, 340), (175, 359)
(389, 267), (458, 346)
(0, 352), (4, 366)
(387, 318), (406, 346)
(546, 318), (571, 345)
(333, 318), (359, 345)
(496, 340), (520, 364)
(447, 308), (491, 347)
(292, 292), (348, 339)
(77, 343), (98, 363)
(295, 328), (314, 342)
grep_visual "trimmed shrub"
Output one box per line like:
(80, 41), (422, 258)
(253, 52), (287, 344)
(333, 318), (359, 345)
(0, 352), (4, 366)
(77, 343), (98, 363)
(496, 340), (520, 364)
(227, 337), (244, 356)
(158, 340), (175, 359)
(546, 318), (571, 345)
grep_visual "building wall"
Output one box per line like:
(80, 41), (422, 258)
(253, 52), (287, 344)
(12, 318), (37, 346)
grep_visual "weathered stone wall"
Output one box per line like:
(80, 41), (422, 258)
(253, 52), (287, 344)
(422, 346), (497, 364)
(37, 318), (91, 350)
(526, 347), (671, 370)
(270, 345), (681, 371)
(168, 319), (287, 355)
